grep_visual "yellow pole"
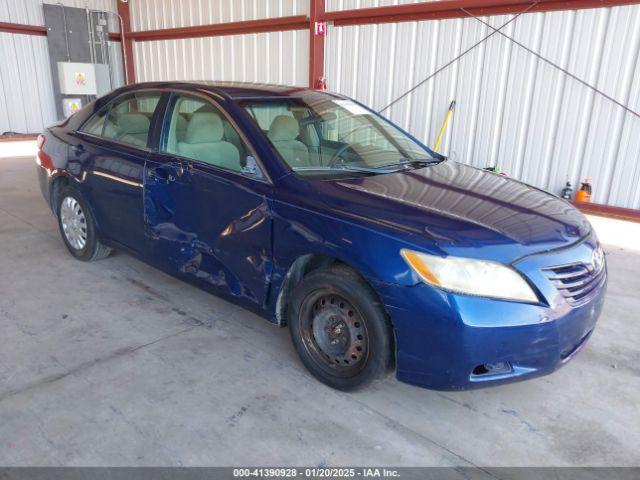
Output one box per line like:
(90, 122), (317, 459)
(433, 101), (456, 153)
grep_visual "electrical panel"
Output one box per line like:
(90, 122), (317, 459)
(57, 62), (97, 95)
(94, 63), (112, 96)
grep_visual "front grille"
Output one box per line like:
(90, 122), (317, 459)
(543, 252), (606, 306)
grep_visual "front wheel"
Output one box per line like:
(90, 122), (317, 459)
(287, 265), (393, 391)
(56, 186), (111, 262)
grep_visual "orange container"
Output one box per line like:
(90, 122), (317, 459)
(576, 179), (592, 203)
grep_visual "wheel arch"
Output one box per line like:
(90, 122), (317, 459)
(273, 253), (393, 334)
(50, 174), (106, 240)
(50, 174), (73, 214)
(276, 252), (398, 380)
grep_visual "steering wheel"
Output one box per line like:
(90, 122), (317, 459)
(327, 143), (355, 168)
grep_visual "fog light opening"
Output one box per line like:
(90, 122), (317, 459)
(472, 362), (512, 376)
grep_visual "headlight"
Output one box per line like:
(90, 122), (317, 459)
(400, 249), (539, 303)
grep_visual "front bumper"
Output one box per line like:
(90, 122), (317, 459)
(374, 237), (607, 391)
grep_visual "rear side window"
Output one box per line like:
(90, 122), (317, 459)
(81, 104), (110, 136)
(80, 92), (161, 148)
(162, 94), (250, 174)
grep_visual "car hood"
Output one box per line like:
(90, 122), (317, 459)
(314, 161), (592, 262)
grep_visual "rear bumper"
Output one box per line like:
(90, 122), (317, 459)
(374, 237), (607, 390)
(36, 164), (53, 211)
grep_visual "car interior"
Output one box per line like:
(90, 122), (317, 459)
(164, 99), (248, 172)
(266, 115), (310, 168)
(175, 111), (240, 170)
(111, 113), (150, 147)
(245, 104), (325, 169)
(243, 101), (408, 171)
(82, 94), (251, 174)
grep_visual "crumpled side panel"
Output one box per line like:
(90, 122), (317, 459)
(143, 158), (272, 308)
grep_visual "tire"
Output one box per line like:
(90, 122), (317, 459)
(287, 264), (394, 391)
(56, 186), (111, 262)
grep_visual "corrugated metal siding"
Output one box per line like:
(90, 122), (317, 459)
(108, 39), (124, 89)
(0, 32), (56, 134)
(326, 0), (440, 12)
(133, 30), (309, 86)
(129, 0), (310, 87)
(130, 0), (309, 31)
(0, 0), (123, 134)
(325, 5), (640, 209)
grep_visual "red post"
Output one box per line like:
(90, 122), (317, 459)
(117, 0), (136, 84)
(309, 0), (325, 89)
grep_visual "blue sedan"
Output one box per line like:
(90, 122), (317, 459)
(36, 82), (607, 391)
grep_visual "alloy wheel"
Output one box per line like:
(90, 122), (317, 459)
(60, 196), (87, 251)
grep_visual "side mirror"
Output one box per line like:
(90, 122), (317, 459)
(242, 155), (263, 178)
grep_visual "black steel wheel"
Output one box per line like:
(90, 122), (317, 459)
(300, 291), (369, 375)
(288, 264), (393, 391)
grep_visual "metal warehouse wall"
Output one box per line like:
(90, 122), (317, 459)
(0, 29), (55, 134)
(325, 4), (640, 209)
(0, 0), (122, 135)
(129, 0), (310, 86)
(326, 0), (433, 10)
(132, 31), (309, 86)
(130, 0), (309, 29)
(0, 0), (117, 24)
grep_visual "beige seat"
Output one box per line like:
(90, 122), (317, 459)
(175, 114), (188, 142)
(223, 121), (247, 162)
(178, 112), (240, 171)
(116, 113), (150, 147)
(267, 115), (309, 167)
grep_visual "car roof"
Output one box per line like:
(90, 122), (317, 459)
(120, 81), (342, 100)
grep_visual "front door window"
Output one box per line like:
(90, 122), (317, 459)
(162, 95), (253, 175)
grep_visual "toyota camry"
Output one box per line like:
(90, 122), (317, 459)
(36, 82), (607, 391)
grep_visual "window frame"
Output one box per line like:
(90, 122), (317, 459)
(159, 90), (271, 184)
(76, 89), (164, 152)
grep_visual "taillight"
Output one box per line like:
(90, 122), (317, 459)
(36, 134), (53, 171)
(37, 134), (46, 150)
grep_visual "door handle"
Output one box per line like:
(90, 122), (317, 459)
(150, 163), (182, 184)
(150, 167), (175, 184)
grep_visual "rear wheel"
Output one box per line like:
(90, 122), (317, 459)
(288, 265), (393, 391)
(56, 186), (111, 262)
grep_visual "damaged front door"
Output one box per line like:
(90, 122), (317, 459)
(143, 93), (273, 307)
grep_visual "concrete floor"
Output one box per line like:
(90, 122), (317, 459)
(0, 154), (639, 467)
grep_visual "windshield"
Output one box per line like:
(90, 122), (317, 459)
(242, 96), (440, 177)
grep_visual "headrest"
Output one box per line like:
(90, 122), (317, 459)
(185, 112), (224, 144)
(117, 113), (150, 134)
(268, 115), (300, 142)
